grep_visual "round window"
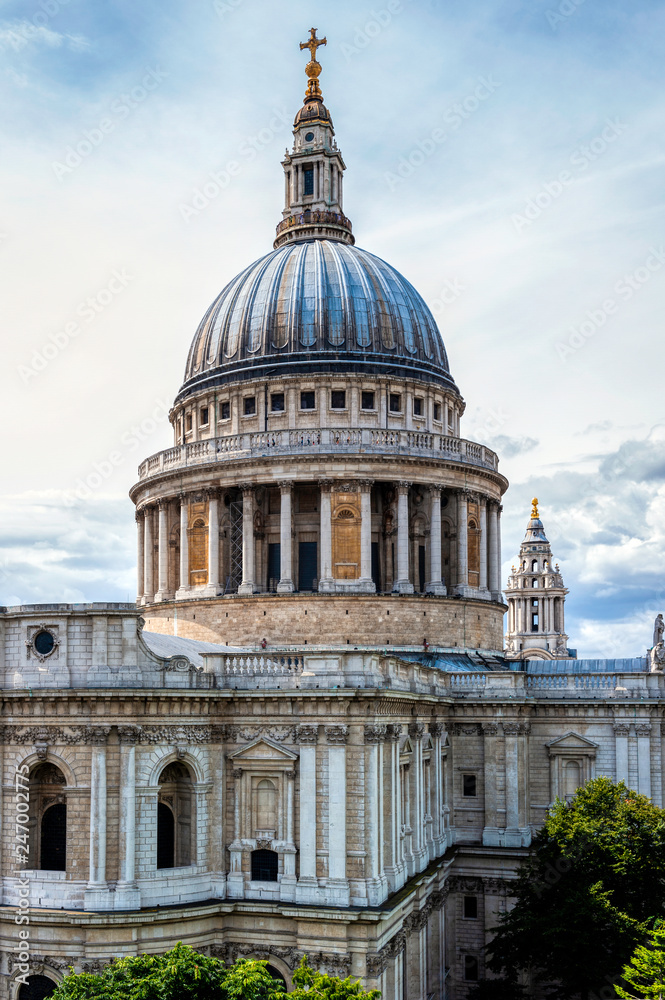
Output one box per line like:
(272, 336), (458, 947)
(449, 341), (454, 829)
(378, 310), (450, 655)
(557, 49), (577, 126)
(34, 630), (55, 657)
(305, 131), (315, 141)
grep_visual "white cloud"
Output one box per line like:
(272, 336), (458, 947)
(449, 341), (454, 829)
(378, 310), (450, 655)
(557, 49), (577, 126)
(0, 19), (88, 53)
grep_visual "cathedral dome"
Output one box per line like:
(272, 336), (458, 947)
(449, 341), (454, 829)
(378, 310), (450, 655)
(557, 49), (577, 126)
(179, 239), (457, 402)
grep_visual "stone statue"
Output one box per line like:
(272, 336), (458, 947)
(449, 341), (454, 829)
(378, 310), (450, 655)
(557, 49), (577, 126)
(650, 641), (665, 672)
(654, 614), (664, 648)
(555, 634), (568, 655)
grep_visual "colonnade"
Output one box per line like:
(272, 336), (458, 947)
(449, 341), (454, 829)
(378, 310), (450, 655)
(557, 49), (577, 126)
(136, 482), (503, 603)
(507, 594), (564, 634)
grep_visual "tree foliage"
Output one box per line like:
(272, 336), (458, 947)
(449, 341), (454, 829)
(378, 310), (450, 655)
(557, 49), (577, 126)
(50, 944), (380, 1000)
(486, 777), (665, 999)
(615, 924), (665, 999)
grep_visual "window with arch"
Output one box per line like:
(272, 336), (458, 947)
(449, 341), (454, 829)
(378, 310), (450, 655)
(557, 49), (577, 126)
(467, 518), (481, 587)
(251, 848), (278, 882)
(265, 966), (287, 991)
(532, 578), (538, 587)
(564, 760), (581, 801)
(18, 975), (58, 1000)
(28, 763), (67, 871)
(157, 761), (194, 868)
(188, 517), (208, 587)
(531, 559), (538, 572)
(254, 778), (277, 834)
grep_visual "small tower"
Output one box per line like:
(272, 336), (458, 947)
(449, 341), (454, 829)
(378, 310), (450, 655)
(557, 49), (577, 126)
(504, 499), (571, 660)
(274, 28), (354, 248)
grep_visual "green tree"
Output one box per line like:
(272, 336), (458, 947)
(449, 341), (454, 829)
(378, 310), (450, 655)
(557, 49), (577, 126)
(50, 943), (284, 1000)
(615, 924), (665, 999)
(289, 956), (380, 998)
(486, 777), (665, 1000)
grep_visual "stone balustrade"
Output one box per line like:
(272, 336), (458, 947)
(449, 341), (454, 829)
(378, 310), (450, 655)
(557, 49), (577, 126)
(137, 429), (499, 481)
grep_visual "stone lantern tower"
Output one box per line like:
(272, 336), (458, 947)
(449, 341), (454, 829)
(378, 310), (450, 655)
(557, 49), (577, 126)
(504, 498), (571, 659)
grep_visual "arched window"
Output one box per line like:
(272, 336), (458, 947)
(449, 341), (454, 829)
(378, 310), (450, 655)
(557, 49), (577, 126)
(18, 975), (58, 1000)
(532, 578), (538, 588)
(157, 762), (194, 868)
(256, 779), (276, 833)
(251, 848), (278, 882)
(565, 761), (581, 801)
(265, 965), (287, 990)
(467, 519), (480, 587)
(531, 559), (538, 572)
(29, 763), (66, 871)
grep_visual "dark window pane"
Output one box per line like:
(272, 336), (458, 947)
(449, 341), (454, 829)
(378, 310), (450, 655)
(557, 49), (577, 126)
(244, 397), (256, 415)
(34, 631), (54, 656)
(186, 414), (192, 431)
(464, 956), (479, 981)
(389, 393), (401, 412)
(300, 391), (316, 410)
(433, 403), (441, 420)
(413, 397), (423, 416)
(200, 407), (209, 425)
(361, 391), (375, 410)
(303, 167), (314, 196)
(464, 895), (478, 919)
(463, 774), (477, 797)
(157, 802), (175, 869)
(221, 401), (230, 420)
(251, 848), (278, 881)
(331, 390), (346, 409)
(18, 976), (58, 1000)
(40, 803), (66, 870)
(271, 393), (285, 412)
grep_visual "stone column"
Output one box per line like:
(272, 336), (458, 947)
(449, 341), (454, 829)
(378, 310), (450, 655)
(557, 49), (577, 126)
(503, 722), (531, 847)
(479, 498), (490, 597)
(277, 482), (294, 593)
(364, 725), (387, 904)
(326, 725), (349, 905)
(116, 726), (140, 909)
(296, 725), (318, 901)
(176, 495), (189, 599)
(636, 723), (652, 797)
(85, 727), (111, 910)
(202, 490), (220, 597)
(238, 484), (256, 595)
(454, 490), (472, 596)
(393, 482), (414, 593)
(359, 480), (375, 592)
(614, 722), (630, 784)
(426, 487), (446, 595)
(143, 507), (155, 603)
(429, 723), (445, 855)
(482, 722), (502, 845)
(318, 480), (334, 592)
(154, 502), (169, 602)
(488, 501), (501, 600)
(227, 768), (244, 898)
(383, 724), (403, 892)
(409, 723), (427, 871)
(136, 511), (145, 603)
(281, 770), (297, 897)
(495, 504), (503, 601)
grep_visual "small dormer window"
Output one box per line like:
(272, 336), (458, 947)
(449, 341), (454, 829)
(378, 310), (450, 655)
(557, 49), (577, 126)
(303, 166), (314, 196)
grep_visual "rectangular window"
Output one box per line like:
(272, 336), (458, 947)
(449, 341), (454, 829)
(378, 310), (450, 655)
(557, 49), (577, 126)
(361, 390), (375, 410)
(433, 402), (441, 421)
(243, 397), (256, 416)
(300, 390), (316, 410)
(463, 774), (477, 797)
(413, 397), (423, 416)
(303, 166), (314, 196)
(200, 406), (209, 426)
(389, 393), (401, 413)
(532, 614), (539, 631)
(185, 413), (192, 432)
(220, 401), (230, 420)
(271, 392), (285, 412)
(464, 956), (479, 982)
(330, 389), (346, 409)
(464, 895), (478, 919)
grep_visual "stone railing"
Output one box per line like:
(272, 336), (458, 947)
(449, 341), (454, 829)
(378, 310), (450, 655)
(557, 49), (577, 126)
(137, 429), (499, 480)
(275, 209), (353, 237)
(217, 653), (304, 676)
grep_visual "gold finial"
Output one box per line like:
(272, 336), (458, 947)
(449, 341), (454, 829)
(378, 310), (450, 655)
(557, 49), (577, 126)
(300, 27), (327, 102)
(531, 497), (539, 519)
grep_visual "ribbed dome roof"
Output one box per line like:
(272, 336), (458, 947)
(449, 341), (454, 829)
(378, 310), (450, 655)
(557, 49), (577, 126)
(179, 239), (457, 400)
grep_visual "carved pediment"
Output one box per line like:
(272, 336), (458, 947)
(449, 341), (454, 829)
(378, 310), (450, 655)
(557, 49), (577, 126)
(228, 737), (299, 763)
(399, 735), (413, 757)
(546, 732), (599, 757)
(422, 734), (434, 752)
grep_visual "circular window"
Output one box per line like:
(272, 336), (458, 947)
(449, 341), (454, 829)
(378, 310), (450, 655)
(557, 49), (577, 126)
(34, 630), (55, 657)
(305, 131), (315, 141)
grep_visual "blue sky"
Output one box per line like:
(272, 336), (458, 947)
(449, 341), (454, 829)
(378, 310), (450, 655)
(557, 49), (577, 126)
(1, 0), (664, 656)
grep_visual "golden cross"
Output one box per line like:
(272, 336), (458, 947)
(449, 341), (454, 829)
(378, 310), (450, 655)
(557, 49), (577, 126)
(300, 27), (327, 63)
